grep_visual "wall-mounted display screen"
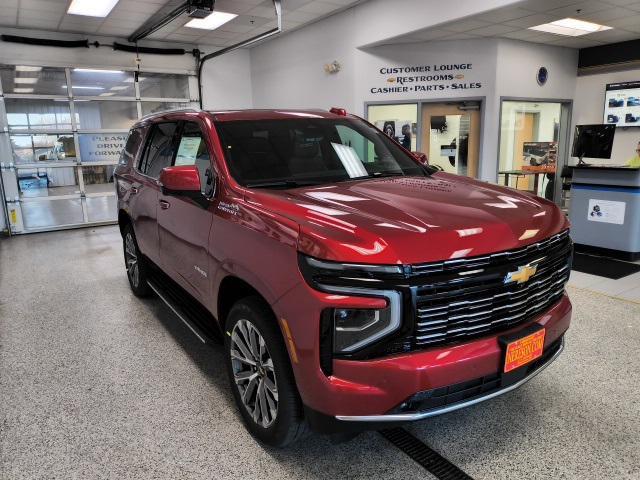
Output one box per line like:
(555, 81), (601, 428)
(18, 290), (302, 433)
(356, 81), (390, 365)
(604, 81), (640, 127)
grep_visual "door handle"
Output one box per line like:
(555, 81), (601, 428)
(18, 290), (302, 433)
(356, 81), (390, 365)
(159, 199), (171, 210)
(130, 185), (140, 194)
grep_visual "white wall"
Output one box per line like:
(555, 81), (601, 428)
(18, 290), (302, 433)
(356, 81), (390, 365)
(250, 9), (358, 111)
(200, 49), (253, 110)
(573, 69), (640, 165)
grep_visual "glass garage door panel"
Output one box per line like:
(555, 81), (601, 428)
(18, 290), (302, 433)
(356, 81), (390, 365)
(10, 133), (77, 164)
(75, 101), (138, 130)
(86, 196), (117, 222)
(0, 66), (67, 96)
(81, 165), (115, 195)
(69, 69), (136, 97)
(21, 198), (84, 229)
(16, 166), (80, 199)
(5, 99), (73, 131)
(139, 73), (189, 99)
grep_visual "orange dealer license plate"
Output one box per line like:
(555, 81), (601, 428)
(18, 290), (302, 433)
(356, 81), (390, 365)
(504, 328), (546, 373)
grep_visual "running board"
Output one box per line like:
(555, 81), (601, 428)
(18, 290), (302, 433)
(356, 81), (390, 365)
(147, 280), (211, 343)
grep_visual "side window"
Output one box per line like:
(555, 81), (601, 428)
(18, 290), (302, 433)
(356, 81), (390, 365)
(175, 122), (213, 195)
(119, 127), (145, 165)
(139, 122), (178, 178)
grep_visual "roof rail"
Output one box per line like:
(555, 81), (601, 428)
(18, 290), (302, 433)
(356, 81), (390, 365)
(137, 107), (202, 122)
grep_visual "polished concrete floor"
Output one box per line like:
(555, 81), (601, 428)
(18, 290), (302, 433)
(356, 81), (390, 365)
(1, 226), (639, 479)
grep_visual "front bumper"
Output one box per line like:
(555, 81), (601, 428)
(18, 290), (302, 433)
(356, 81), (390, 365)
(275, 286), (571, 432)
(336, 336), (564, 423)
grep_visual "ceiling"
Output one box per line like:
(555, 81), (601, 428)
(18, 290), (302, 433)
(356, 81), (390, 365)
(385, 0), (640, 49)
(0, 0), (362, 48)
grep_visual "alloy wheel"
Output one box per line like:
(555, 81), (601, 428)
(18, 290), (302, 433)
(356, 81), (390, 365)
(230, 319), (279, 428)
(124, 233), (139, 288)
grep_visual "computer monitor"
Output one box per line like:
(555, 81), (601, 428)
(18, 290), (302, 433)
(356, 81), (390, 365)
(571, 124), (616, 165)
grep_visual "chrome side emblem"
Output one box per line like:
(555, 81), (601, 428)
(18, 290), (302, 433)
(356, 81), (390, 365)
(194, 265), (208, 278)
(504, 264), (537, 284)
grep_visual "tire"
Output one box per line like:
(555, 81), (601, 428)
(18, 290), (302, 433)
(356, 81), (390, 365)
(122, 223), (152, 298)
(224, 297), (309, 447)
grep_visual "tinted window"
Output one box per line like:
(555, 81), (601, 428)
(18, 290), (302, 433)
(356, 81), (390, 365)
(174, 122), (213, 195)
(215, 118), (424, 188)
(119, 127), (145, 165)
(139, 123), (178, 178)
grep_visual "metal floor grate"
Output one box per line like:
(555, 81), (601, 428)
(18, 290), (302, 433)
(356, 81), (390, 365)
(380, 428), (474, 480)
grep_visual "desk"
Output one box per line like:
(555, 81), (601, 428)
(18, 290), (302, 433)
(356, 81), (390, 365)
(499, 170), (550, 193)
(569, 165), (640, 260)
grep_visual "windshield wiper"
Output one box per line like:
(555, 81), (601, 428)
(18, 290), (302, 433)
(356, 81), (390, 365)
(244, 180), (321, 189)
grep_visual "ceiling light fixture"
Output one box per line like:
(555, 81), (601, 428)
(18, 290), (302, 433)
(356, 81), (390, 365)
(110, 86), (129, 91)
(74, 68), (125, 74)
(14, 78), (38, 84)
(67, 0), (119, 18)
(529, 17), (612, 37)
(185, 11), (237, 30)
(15, 66), (42, 72)
(62, 85), (105, 90)
(13, 88), (34, 93)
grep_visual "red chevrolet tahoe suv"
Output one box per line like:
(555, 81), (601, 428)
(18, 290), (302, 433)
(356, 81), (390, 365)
(115, 108), (572, 447)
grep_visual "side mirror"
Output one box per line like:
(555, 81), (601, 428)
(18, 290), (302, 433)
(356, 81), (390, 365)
(159, 165), (201, 196)
(412, 151), (428, 165)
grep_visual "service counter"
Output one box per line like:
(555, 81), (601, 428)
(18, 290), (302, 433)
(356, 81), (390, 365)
(569, 165), (640, 260)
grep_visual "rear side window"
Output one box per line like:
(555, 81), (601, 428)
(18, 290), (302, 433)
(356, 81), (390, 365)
(139, 122), (178, 178)
(119, 127), (145, 165)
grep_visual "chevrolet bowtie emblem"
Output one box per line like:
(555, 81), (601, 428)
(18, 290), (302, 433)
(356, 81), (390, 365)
(504, 264), (538, 284)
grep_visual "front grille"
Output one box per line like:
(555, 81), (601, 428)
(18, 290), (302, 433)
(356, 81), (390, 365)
(411, 230), (572, 349)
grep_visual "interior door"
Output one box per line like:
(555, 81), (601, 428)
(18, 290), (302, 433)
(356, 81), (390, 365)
(158, 120), (215, 302)
(131, 122), (179, 265)
(420, 102), (481, 178)
(513, 112), (536, 191)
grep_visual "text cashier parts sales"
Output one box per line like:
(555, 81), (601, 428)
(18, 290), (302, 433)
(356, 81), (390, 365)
(371, 63), (481, 94)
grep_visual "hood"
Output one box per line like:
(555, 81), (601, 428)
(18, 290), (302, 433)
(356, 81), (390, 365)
(250, 173), (569, 265)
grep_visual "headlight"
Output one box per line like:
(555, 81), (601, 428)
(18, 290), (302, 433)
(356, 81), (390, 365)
(333, 304), (398, 352)
(298, 254), (403, 355)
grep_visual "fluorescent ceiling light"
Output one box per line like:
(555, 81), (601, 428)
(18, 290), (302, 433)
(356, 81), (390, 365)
(99, 92), (116, 97)
(110, 86), (129, 91)
(67, 0), (119, 17)
(529, 17), (612, 37)
(185, 11), (237, 30)
(14, 78), (38, 84)
(62, 85), (105, 90)
(13, 88), (34, 93)
(15, 66), (42, 72)
(74, 68), (124, 74)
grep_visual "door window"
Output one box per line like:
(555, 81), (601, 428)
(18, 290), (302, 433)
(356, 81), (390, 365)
(174, 122), (213, 195)
(139, 122), (178, 178)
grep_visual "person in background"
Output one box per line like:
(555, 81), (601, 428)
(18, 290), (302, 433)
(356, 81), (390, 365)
(626, 141), (640, 167)
(401, 123), (412, 150)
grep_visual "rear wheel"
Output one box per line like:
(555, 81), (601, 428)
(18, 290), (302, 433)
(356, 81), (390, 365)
(122, 223), (151, 297)
(225, 297), (308, 447)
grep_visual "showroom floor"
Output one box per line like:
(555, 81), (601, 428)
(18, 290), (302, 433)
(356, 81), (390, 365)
(1, 226), (639, 480)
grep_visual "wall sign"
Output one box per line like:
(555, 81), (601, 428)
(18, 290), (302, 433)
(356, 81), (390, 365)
(587, 199), (626, 225)
(537, 67), (548, 86)
(371, 63), (481, 95)
(79, 134), (127, 163)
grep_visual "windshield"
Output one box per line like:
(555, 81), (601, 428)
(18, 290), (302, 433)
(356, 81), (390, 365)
(215, 117), (425, 188)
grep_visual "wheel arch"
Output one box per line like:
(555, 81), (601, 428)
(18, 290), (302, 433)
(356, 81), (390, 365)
(217, 275), (274, 330)
(118, 209), (131, 237)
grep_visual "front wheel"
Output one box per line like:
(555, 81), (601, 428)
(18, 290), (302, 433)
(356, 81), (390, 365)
(225, 297), (308, 447)
(122, 224), (151, 297)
